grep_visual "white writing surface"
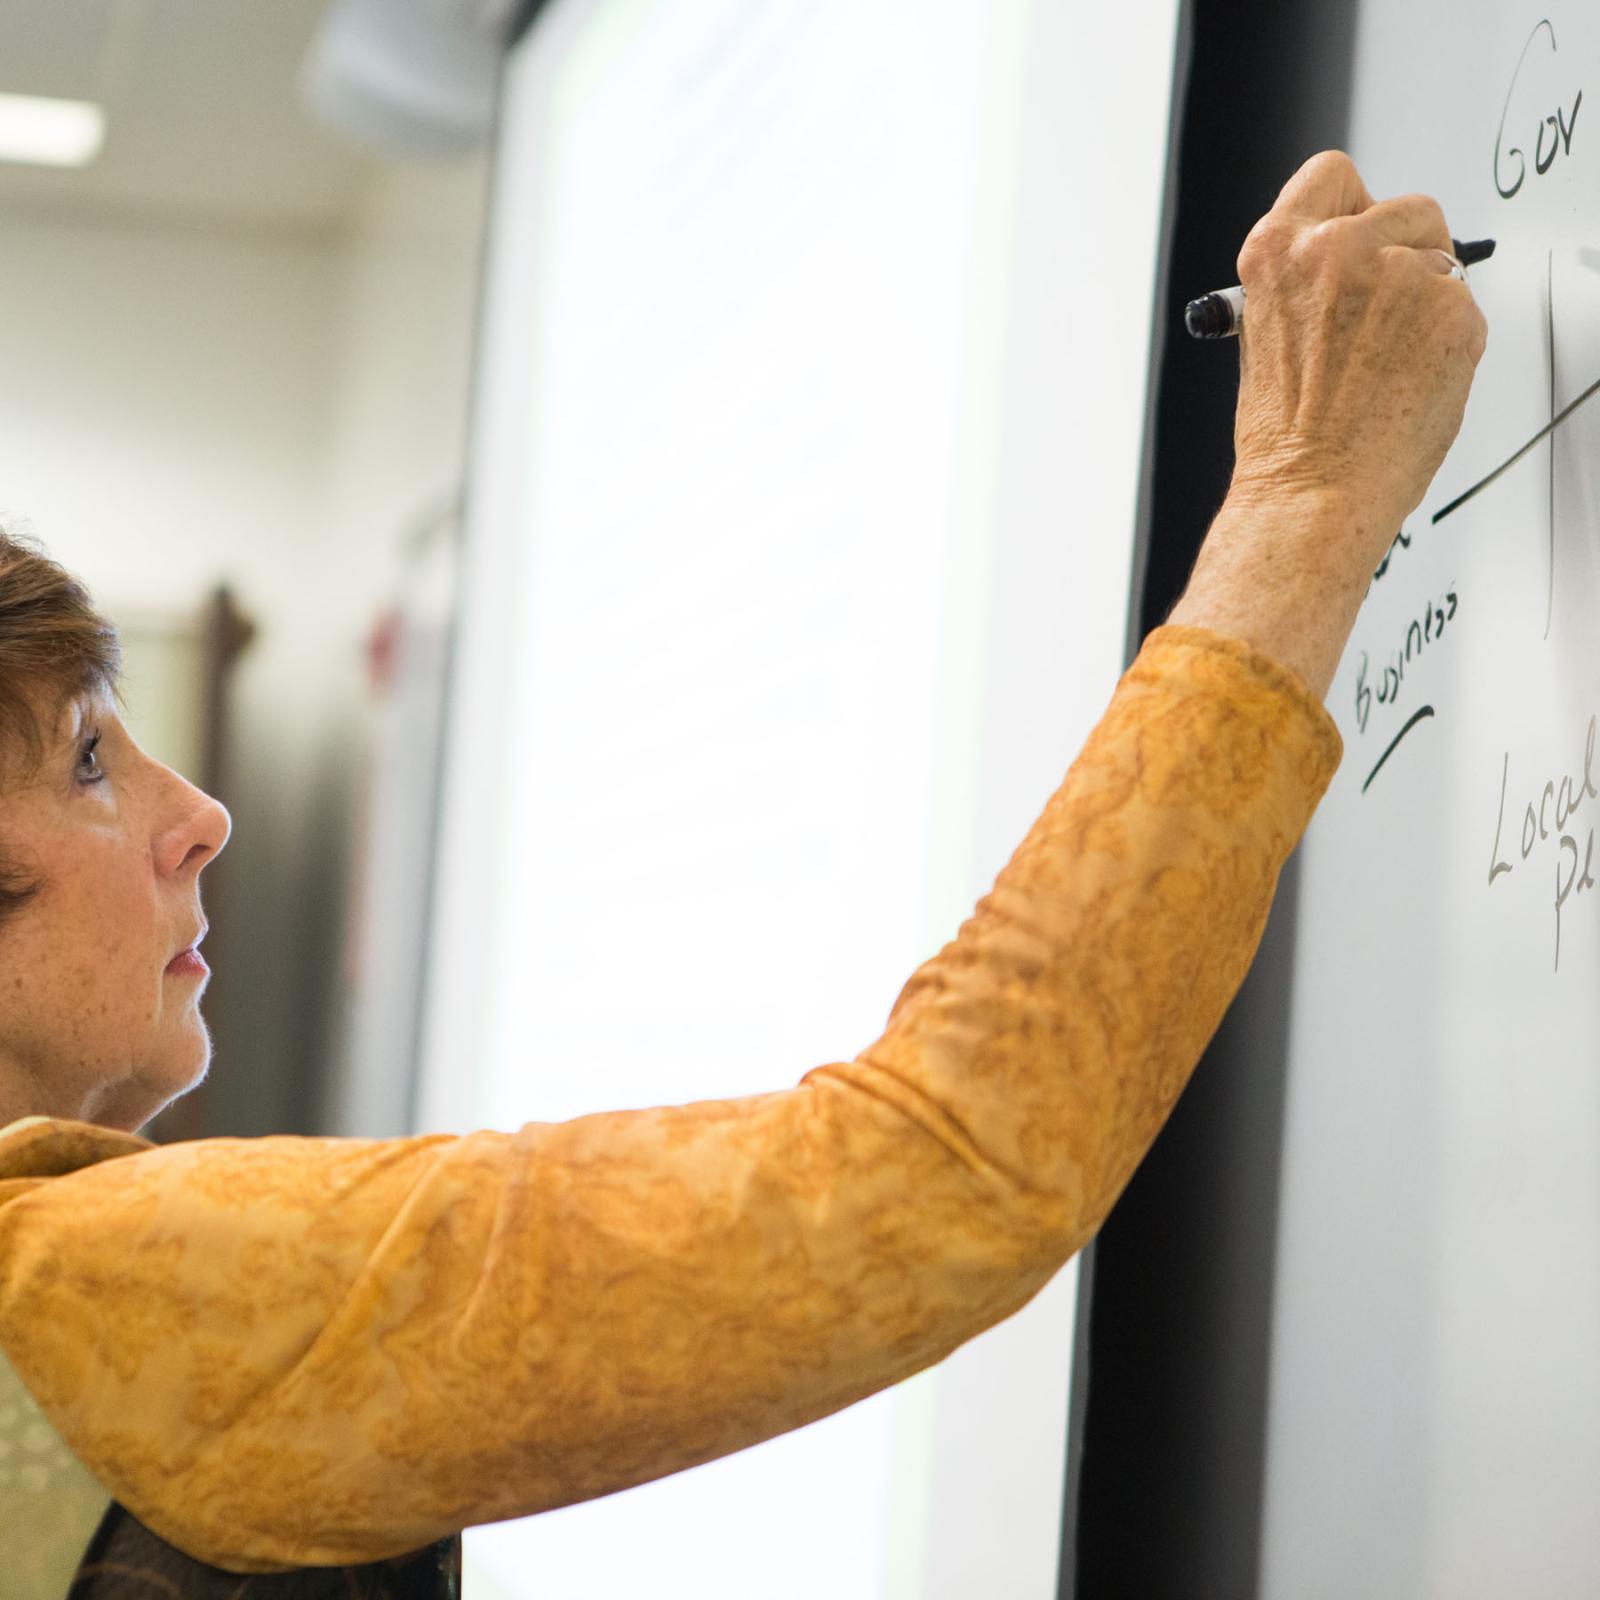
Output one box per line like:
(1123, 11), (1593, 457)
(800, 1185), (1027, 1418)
(1264, 8), (1600, 1596)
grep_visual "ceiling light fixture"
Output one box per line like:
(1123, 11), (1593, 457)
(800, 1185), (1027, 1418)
(0, 93), (106, 168)
(301, 0), (507, 159)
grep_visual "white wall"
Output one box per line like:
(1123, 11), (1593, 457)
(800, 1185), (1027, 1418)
(316, 159), (490, 630)
(0, 155), (489, 1137)
(312, 157), (491, 1135)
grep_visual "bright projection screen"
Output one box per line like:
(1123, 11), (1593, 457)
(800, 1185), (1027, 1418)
(416, 3), (1181, 1595)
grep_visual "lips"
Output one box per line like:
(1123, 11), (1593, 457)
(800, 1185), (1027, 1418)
(169, 922), (209, 965)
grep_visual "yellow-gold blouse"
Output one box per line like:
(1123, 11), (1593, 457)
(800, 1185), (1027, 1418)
(0, 625), (1341, 1580)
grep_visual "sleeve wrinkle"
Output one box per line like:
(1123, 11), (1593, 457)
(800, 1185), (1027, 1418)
(806, 1057), (1019, 1199)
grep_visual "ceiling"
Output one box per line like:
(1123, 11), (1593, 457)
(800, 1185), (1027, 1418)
(0, 0), (373, 234)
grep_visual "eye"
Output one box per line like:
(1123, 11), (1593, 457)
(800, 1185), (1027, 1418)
(76, 729), (106, 787)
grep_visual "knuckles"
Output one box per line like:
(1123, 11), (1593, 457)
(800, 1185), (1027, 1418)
(1303, 148), (1358, 181)
(1237, 215), (1293, 279)
(1397, 192), (1450, 247)
(1239, 212), (1372, 285)
(1296, 216), (1369, 272)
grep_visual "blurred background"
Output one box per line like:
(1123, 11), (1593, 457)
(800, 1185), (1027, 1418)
(0, 0), (493, 1146)
(0, 2), (1194, 1595)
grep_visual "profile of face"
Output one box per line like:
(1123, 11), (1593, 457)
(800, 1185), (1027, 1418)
(0, 685), (231, 1134)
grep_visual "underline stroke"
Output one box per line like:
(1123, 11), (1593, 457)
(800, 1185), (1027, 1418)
(1362, 704), (1437, 794)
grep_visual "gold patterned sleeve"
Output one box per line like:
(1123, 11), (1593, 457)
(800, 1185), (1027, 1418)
(0, 623), (1341, 1575)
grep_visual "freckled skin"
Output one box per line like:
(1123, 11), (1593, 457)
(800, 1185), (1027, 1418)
(0, 688), (230, 1133)
(1169, 151), (1487, 700)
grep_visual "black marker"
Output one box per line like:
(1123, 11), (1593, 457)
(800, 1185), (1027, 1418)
(1185, 237), (1497, 339)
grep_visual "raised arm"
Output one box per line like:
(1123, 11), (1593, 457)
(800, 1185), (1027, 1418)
(0, 153), (1485, 1575)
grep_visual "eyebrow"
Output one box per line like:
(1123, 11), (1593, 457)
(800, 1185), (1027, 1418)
(50, 691), (91, 739)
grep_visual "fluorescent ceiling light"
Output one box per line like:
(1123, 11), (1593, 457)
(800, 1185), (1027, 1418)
(0, 93), (105, 167)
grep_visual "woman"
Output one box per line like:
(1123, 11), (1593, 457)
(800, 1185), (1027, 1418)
(0, 151), (1481, 1596)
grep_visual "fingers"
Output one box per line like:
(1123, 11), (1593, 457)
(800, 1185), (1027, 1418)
(1242, 155), (1467, 296)
(1272, 153), (1456, 257)
(1361, 192), (1453, 254)
(1270, 153), (1457, 257)
(1424, 262), (1490, 365)
(1274, 150), (1376, 220)
(1240, 148), (1487, 371)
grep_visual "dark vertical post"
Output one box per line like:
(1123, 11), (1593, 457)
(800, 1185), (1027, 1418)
(1063, 1), (1356, 1594)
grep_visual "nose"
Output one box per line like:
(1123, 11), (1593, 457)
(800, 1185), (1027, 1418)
(155, 769), (232, 879)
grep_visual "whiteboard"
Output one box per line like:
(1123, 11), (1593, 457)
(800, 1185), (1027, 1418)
(416, 1), (1180, 1595)
(1262, 6), (1600, 1596)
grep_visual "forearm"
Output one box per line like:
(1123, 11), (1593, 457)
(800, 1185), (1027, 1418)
(1166, 487), (1383, 702)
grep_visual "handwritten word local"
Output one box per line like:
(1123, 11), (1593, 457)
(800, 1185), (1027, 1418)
(1488, 714), (1599, 971)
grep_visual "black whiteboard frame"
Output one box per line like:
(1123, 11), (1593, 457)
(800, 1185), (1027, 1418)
(1066, 0), (1358, 1594)
(509, 0), (552, 47)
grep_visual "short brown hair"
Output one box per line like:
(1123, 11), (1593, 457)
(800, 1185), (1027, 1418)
(0, 526), (124, 922)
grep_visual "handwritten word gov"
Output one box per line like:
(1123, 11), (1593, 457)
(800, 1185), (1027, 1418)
(1495, 18), (1582, 199)
(1488, 714), (1599, 971)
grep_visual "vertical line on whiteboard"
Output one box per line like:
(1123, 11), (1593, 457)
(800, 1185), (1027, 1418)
(1545, 246), (1556, 640)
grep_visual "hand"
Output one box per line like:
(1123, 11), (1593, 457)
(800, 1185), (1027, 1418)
(1166, 151), (1488, 701)
(1227, 149), (1488, 567)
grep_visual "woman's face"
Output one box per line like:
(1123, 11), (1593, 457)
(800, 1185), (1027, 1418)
(0, 686), (231, 1133)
